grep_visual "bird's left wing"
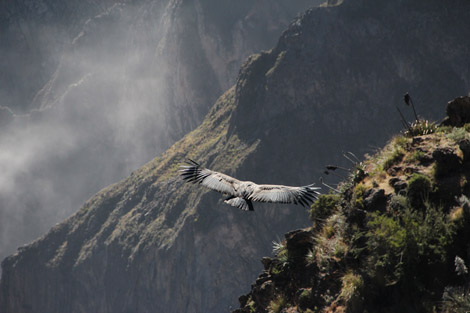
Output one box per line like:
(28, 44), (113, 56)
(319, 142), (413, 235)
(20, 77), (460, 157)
(179, 159), (237, 195)
(249, 184), (320, 207)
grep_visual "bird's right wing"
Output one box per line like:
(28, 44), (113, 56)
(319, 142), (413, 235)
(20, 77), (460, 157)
(179, 159), (237, 195)
(249, 184), (320, 207)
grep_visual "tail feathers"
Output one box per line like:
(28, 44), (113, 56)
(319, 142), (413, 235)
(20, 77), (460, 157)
(224, 197), (254, 211)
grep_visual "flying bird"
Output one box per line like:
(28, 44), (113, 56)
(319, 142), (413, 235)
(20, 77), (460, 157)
(180, 159), (320, 211)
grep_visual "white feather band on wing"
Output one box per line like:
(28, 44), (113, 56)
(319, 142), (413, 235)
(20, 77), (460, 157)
(249, 185), (320, 206)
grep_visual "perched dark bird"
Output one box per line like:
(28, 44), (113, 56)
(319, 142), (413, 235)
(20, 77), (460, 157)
(404, 92), (411, 106)
(404, 92), (419, 121)
(180, 159), (320, 211)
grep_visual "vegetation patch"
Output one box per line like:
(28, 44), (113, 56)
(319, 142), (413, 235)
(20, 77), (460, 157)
(441, 286), (470, 313)
(338, 271), (364, 305)
(272, 240), (290, 274)
(447, 127), (469, 143)
(236, 113), (470, 313)
(383, 148), (405, 170)
(268, 296), (287, 313)
(309, 193), (341, 228)
(406, 173), (432, 209)
(352, 183), (366, 210)
(405, 119), (437, 137)
(405, 149), (426, 163)
(372, 135), (409, 171)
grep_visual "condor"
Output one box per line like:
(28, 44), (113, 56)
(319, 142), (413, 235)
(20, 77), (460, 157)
(180, 159), (320, 211)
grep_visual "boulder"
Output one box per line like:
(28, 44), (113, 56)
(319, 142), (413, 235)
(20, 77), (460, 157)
(441, 96), (470, 127)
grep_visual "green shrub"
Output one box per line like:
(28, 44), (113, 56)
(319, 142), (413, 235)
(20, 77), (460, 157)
(389, 194), (408, 212)
(383, 148), (405, 170)
(394, 135), (409, 148)
(401, 206), (454, 264)
(441, 286), (470, 313)
(334, 240), (348, 258)
(406, 173), (432, 209)
(268, 295), (287, 313)
(364, 203), (455, 287)
(247, 299), (257, 313)
(366, 212), (407, 284)
(448, 127), (468, 142)
(298, 288), (312, 307)
(309, 194), (341, 228)
(437, 125), (453, 134)
(352, 183), (367, 210)
(322, 225), (335, 238)
(409, 150), (426, 162)
(339, 271), (364, 303)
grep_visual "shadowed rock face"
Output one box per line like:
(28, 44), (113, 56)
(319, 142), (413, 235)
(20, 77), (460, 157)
(0, 0), (117, 113)
(1, 0), (315, 114)
(442, 96), (470, 127)
(2, 0), (470, 312)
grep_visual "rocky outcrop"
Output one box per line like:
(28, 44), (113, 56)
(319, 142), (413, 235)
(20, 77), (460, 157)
(2, 0), (470, 312)
(233, 101), (470, 313)
(442, 96), (470, 127)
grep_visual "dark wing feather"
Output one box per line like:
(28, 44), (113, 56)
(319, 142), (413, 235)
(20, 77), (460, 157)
(249, 184), (320, 207)
(179, 160), (238, 195)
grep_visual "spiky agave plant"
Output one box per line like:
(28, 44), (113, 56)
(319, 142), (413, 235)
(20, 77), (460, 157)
(272, 239), (290, 271)
(272, 239), (285, 256)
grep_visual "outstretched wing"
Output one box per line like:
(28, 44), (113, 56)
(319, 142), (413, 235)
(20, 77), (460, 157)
(249, 184), (320, 207)
(179, 159), (238, 195)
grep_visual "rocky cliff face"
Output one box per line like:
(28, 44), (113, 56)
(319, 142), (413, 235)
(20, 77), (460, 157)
(2, 0), (470, 312)
(0, 86), (306, 313)
(1, 0), (315, 114)
(0, 0), (119, 113)
(233, 98), (470, 313)
(0, 0), (316, 264)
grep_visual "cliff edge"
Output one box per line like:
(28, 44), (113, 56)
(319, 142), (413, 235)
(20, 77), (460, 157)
(234, 98), (470, 313)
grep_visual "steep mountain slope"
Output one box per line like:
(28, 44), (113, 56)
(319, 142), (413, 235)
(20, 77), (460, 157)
(226, 0), (470, 189)
(0, 0), (119, 113)
(0, 88), (266, 313)
(1, 85), (314, 313)
(1, 0), (315, 114)
(233, 98), (470, 313)
(0, 0), (316, 264)
(2, 0), (470, 312)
